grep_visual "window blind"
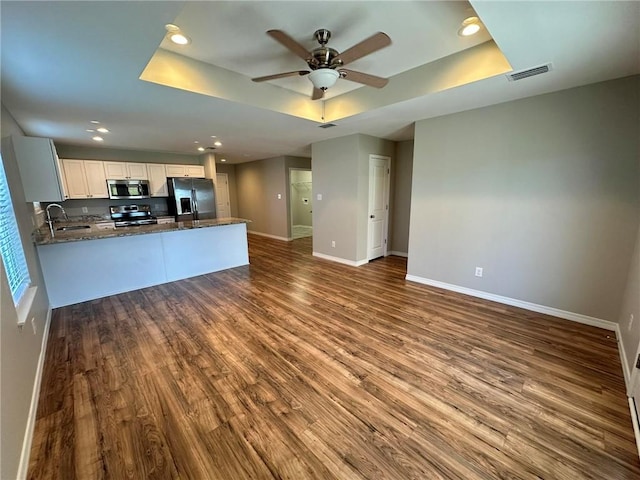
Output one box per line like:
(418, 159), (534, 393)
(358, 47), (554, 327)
(0, 154), (31, 304)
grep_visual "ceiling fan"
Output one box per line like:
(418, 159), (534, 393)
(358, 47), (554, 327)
(252, 29), (391, 100)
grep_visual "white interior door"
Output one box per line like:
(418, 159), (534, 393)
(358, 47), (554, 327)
(629, 342), (640, 458)
(367, 155), (390, 260)
(215, 173), (231, 217)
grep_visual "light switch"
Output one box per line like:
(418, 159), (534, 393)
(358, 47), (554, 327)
(317, 194), (322, 201)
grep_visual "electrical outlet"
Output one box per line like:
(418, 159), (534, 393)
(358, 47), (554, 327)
(31, 317), (37, 335)
(475, 267), (483, 277)
(629, 314), (635, 332)
(82, 206), (88, 213)
(277, 193), (282, 200)
(331, 240), (336, 248)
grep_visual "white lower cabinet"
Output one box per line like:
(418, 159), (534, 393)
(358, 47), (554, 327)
(62, 159), (108, 199)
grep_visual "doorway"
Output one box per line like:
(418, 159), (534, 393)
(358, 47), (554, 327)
(629, 341), (640, 458)
(289, 168), (312, 239)
(367, 155), (390, 260)
(216, 173), (231, 218)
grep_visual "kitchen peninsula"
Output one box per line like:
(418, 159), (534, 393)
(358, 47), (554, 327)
(35, 218), (250, 307)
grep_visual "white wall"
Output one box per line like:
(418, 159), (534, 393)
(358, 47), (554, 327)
(408, 75), (639, 322)
(0, 105), (52, 479)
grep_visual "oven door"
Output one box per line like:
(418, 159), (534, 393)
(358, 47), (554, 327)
(107, 180), (150, 199)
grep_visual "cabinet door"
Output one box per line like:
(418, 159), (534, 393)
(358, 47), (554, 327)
(147, 163), (168, 197)
(84, 161), (108, 198)
(11, 136), (66, 202)
(185, 165), (205, 177)
(62, 159), (89, 199)
(127, 163), (148, 180)
(165, 164), (186, 177)
(103, 162), (128, 179)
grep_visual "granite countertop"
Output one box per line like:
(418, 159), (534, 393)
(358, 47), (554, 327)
(34, 217), (251, 246)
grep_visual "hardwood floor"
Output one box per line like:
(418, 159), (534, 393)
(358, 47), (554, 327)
(28, 234), (640, 479)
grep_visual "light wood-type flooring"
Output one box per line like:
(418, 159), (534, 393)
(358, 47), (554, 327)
(29, 235), (640, 479)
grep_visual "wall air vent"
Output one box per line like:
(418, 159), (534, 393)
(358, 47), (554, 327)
(319, 123), (337, 129)
(506, 63), (553, 82)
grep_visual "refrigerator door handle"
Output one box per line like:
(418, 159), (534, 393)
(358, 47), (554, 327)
(191, 188), (198, 220)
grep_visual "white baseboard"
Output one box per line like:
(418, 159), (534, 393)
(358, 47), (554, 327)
(405, 274), (617, 332)
(247, 230), (291, 242)
(312, 251), (368, 267)
(388, 251), (408, 257)
(17, 308), (52, 480)
(616, 323), (632, 391)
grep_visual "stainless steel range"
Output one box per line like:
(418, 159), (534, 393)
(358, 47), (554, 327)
(110, 205), (157, 227)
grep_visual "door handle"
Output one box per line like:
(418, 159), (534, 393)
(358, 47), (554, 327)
(370, 215), (375, 219)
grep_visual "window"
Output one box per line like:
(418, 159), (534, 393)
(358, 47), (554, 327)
(0, 153), (31, 304)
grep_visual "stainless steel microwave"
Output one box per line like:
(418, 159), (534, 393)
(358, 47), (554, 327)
(107, 179), (151, 199)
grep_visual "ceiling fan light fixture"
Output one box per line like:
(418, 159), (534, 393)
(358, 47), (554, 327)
(458, 16), (482, 36)
(308, 69), (340, 91)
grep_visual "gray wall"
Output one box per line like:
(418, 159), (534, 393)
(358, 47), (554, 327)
(312, 135), (361, 260)
(312, 134), (394, 262)
(216, 163), (238, 217)
(0, 105), (51, 479)
(619, 224), (640, 379)
(290, 169), (312, 226)
(236, 156), (310, 239)
(56, 144), (200, 165)
(408, 75), (639, 322)
(390, 140), (413, 255)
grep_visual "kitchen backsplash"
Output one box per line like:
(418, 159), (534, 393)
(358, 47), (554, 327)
(39, 198), (169, 222)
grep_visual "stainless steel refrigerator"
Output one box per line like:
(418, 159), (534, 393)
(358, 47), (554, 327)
(167, 177), (217, 221)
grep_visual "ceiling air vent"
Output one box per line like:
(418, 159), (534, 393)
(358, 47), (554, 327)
(319, 123), (337, 129)
(506, 63), (553, 82)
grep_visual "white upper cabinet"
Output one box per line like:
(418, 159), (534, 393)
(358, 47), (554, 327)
(9, 136), (67, 202)
(84, 161), (109, 198)
(61, 159), (108, 199)
(104, 162), (148, 180)
(146, 163), (168, 197)
(166, 164), (205, 178)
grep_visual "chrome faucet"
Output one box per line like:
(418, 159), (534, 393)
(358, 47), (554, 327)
(45, 203), (68, 237)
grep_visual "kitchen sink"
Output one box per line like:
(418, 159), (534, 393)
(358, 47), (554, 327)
(56, 225), (91, 231)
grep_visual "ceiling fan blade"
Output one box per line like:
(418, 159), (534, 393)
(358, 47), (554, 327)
(336, 32), (391, 66)
(252, 71), (310, 82)
(339, 69), (388, 88)
(311, 87), (324, 100)
(267, 30), (311, 61)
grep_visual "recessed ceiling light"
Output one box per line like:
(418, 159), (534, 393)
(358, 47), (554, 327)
(210, 135), (217, 138)
(197, 147), (205, 152)
(213, 141), (222, 147)
(92, 136), (104, 142)
(169, 33), (191, 45)
(90, 120), (100, 124)
(86, 129), (95, 132)
(458, 16), (482, 36)
(96, 127), (109, 133)
(194, 141), (199, 144)
(221, 158), (227, 162)
(165, 24), (190, 45)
